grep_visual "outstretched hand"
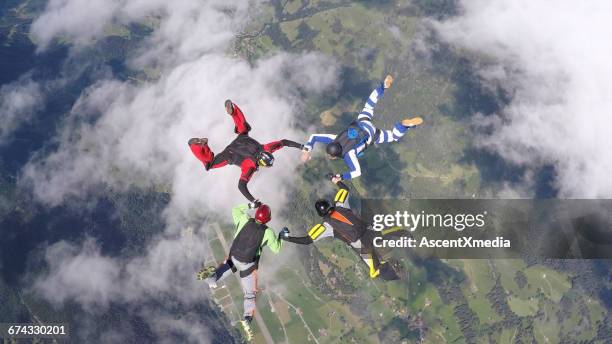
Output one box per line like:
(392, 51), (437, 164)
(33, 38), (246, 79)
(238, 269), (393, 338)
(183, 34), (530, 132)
(300, 150), (311, 163)
(279, 227), (290, 240)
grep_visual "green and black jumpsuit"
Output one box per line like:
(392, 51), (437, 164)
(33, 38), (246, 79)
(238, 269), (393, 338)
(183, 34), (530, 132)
(205, 203), (282, 318)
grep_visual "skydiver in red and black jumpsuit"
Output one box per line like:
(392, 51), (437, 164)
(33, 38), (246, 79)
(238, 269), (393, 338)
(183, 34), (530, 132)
(188, 100), (303, 207)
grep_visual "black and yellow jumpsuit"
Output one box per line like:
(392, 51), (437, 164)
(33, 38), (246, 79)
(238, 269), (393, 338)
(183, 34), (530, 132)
(283, 182), (388, 279)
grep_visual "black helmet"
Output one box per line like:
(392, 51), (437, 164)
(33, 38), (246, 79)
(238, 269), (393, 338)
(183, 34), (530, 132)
(315, 199), (333, 217)
(258, 151), (274, 167)
(326, 142), (342, 157)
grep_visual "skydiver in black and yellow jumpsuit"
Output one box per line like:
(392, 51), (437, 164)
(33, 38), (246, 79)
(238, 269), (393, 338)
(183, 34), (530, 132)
(279, 177), (399, 280)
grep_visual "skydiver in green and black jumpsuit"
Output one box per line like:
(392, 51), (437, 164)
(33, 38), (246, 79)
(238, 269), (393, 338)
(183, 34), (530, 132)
(197, 202), (283, 341)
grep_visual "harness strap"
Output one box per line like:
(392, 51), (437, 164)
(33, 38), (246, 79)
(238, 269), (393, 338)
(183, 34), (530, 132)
(239, 260), (259, 278)
(355, 120), (381, 150)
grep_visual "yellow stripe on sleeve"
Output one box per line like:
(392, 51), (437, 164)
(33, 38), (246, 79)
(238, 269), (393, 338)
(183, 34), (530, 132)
(334, 189), (348, 203)
(308, 224), (326, 240)
(311, 226), (326, 240)
(308, 224), (323, 237)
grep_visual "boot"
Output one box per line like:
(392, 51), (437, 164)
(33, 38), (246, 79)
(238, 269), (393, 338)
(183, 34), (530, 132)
(240, 316), (254, 342)
(188, 137), (208, 146)
(384, 74), (393, 89)
(401, 117), (423, 128)
(196, 265), (216, 281)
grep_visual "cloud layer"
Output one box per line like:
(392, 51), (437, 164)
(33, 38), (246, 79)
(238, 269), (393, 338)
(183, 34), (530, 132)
(0, 77), (44, 144)
(433, 0), (612, 198)
(19, 0), (338, 342)
(33, 230), (218, 343)
(23, 0), (339, 215)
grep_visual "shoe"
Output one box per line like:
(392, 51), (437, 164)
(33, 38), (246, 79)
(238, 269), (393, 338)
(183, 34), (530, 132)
(188, 137), (208, 146)
(204, 277), (217, 289)
(240, 318), (253, 342)
(401, 117), (423, 128)
(196, 266), (216, 281)
(384, 75), (393, 89)
(225, 99), (233, 115)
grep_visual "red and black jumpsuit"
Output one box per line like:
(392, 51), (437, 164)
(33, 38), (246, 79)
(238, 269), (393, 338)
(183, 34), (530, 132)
(189, 103), (303, 202)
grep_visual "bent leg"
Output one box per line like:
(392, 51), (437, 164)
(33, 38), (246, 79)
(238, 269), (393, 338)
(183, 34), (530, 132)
(374, 122), (411, 144)
(213, 258), (236, 283)
(188, 139), (232, 170)
(189, 139), (215, 167)
(227, 102), (251, 134)
(350, 232), (383, 278)
(203, 258), (236, 288)
(209, 148), (232, 169)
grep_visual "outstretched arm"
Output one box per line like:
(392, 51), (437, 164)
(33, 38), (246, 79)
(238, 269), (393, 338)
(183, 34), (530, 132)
(283, 223), (333, 245)
(262, 139), (304, 153)
(340, 150), (362, 180)
(238, 180), (256, 203)
(333, 180), (350, 208)
(303, 134), (336, 152)
(283, 235), (314, 245)
(261, 227), (283, 253)
(238, 160), (258, 202)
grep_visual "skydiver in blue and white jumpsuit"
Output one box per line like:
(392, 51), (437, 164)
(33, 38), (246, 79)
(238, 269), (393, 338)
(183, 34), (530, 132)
(300, 75), (423, 180)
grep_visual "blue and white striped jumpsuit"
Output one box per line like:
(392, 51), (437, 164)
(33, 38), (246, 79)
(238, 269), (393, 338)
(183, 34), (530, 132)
(303, 82), (416, 180)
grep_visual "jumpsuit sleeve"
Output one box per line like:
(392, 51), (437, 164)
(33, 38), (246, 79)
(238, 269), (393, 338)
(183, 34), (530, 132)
(262, 139), (304, 153)
(237, 160), (257, 202)
(303, 134), (337, 151)
(307, 222), (334, 242)
(231, 204), (250, 234)
(283, 223), (330, 244)
(261, 227), (283, 254)
(341, 149), (362, 180)
(284, 235), (314, 245)
(333, 181), (351, 208)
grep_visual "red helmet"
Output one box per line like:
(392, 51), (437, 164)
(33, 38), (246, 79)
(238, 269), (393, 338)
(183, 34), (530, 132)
(255, 204), (271, 224)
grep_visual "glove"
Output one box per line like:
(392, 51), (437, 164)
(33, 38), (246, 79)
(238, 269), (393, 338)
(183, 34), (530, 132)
(279, 227), (290, 240)
(248, 200), (261, 209)
(327, 173), (342, 183)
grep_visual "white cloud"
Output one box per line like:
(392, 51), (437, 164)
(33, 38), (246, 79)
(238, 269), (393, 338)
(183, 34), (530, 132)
(22, 1), (338, 341)
(0, 77), (44, 144)
(23, 0), (339, 214)
(33, 229), (215, 343)
(432, 0), (612, 198)
(34, 238), (123, 307)
(21, 52), (337, 212)
(34, 229), (211, 308)
(31, 0), (249, 62)
(31, 0), (124, 50)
